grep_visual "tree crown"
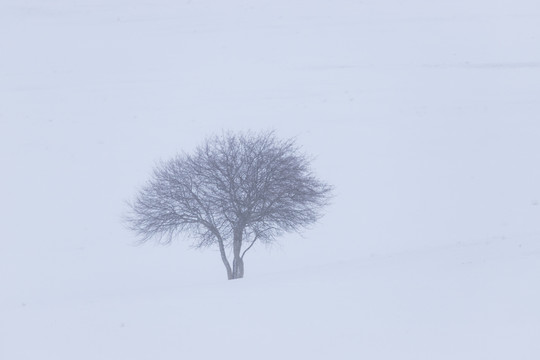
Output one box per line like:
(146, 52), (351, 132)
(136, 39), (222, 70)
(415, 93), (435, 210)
(126, 131), (332, 252)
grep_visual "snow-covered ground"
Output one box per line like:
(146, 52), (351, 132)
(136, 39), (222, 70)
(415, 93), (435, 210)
(1, 1), (539, 359)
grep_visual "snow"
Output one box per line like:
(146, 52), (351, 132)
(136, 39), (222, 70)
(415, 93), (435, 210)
(1, 0), (540, 359)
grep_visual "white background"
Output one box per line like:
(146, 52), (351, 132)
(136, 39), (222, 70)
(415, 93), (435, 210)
(1, 1), (539, 359)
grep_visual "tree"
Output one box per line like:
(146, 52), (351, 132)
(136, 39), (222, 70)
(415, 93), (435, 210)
(125, 131), (333, 280)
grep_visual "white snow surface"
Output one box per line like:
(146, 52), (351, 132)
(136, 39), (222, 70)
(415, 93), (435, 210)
(1, 0), (540, 359)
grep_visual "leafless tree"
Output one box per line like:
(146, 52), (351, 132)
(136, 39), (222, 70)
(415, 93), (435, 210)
(125, 131), (332, 280)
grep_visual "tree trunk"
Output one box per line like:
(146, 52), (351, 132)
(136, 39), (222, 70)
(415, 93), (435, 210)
(230, 226), (244, 279)
(216, 237), (233, 280)
(232, 256), (244, 279)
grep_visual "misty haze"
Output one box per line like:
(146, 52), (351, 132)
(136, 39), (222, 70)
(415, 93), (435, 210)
(1, 1), (539, 359)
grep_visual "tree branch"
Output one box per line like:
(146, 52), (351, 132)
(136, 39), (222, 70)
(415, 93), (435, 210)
(241, 234), (258, 259)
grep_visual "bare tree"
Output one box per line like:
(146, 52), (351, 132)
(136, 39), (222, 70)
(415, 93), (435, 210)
(125, 131), (332, 280)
